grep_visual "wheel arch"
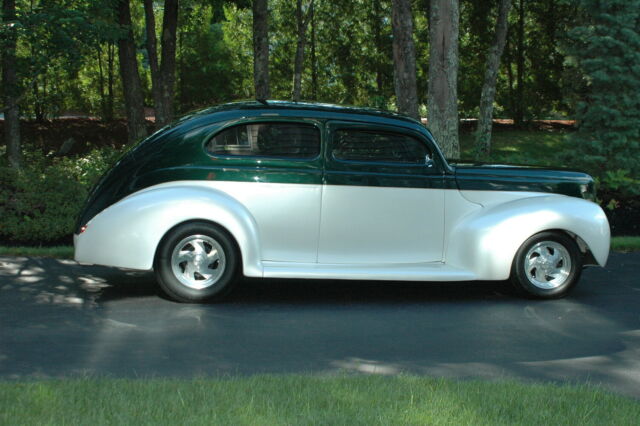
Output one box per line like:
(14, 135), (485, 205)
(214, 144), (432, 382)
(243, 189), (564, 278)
(444, 195), (610, 280)
(74, 183), (263, 276)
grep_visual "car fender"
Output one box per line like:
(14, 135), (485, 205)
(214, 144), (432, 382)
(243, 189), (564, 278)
(74, 183), (262, 275)
(445, 195), (610, 280)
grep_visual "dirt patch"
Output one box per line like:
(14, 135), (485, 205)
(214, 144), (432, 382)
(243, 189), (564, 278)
(0, 118), (156, 156)
(458, 118), (576, 133)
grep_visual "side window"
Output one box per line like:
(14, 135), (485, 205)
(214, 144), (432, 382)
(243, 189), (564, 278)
(207, 122), (320, 159)
(332, 129), (429, 164)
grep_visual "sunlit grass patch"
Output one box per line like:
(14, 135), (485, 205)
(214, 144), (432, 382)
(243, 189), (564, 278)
(0, 376), (638, 424)
(611, 236), (640, 252)
(459, 130), (569, 166)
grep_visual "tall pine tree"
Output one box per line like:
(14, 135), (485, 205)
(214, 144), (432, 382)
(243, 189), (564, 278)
(568, 0), (640, 192)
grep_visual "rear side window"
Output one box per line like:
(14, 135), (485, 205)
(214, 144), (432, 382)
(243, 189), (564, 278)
(207, 122), (320, 159)
(332, 129), (429, 164)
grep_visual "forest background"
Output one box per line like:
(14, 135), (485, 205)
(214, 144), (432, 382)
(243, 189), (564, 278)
(1, 0), (639, 244)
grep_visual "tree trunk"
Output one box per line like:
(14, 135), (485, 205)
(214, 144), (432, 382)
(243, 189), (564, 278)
(2, 0), (21, 168)
(504, 38), (515, 121)
(144, 0), (178, 128)
(475, 0), (512, 158)
(292, 0), (312, 102)
(391, 0), (419, 119)
(514, 0), (525, 125)
(310, 0), (317, 100)
(143, 0), (164, 128)
(97, 46), (106, 119)
(106, 41), (115, 121)
(159, 0), (178, 125)
(427, 0), (460, 159)
(117, 0), (147, 143)
(372, 0), (383, 95)
(33, 75), (44, 122)
(252, 0), (270, 100)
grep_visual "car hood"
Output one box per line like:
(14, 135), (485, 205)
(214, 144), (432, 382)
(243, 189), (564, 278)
(451, 162), (596, 200)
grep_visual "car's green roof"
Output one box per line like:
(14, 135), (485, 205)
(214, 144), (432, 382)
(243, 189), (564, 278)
(190, 100), (422, 126)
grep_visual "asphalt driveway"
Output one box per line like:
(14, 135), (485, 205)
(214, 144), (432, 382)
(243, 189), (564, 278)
(1, 253), (639, 398)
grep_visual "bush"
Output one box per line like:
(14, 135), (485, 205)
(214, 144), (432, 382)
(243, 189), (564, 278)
(0, 147), (121, 245)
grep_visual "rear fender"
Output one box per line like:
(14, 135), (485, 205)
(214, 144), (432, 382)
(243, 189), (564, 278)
(74, 183), (262, 275)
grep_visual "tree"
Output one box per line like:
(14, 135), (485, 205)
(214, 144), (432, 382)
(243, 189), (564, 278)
(514, 0), (524, 125)
(96, 41), (117, 121)
(475, 0), (511, 158)
(253, 0), (270, 99)
(177, 2), (240, 111)
(2, 0), (105, 167)
(391, 0), (418, 119)
(567, 0), (640, 188)
(117, 0), (147, 143)
(309, 0), (317, 99)
(144, 0), (179, 128)
(427, 0), (460, 159)
(2, 0), (20, 168)
(292, 0), (313, 102)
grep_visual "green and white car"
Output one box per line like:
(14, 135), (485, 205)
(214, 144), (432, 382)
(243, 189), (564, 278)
(75, 101), (610, 302)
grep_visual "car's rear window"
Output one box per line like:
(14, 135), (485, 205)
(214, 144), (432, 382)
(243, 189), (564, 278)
(207, 122), (320, 159)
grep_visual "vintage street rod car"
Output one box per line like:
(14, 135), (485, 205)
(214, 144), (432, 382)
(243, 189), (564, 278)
(74, 101), (610, 302)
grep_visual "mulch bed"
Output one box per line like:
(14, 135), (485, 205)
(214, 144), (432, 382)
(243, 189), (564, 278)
(0, 118), (155, 155)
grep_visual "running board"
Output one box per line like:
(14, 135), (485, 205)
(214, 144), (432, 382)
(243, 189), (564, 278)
(261, 261), (477, 281)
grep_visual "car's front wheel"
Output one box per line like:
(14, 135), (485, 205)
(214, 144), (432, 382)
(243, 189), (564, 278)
(154, 222), (239, 303)
(510, 231), (582, 299)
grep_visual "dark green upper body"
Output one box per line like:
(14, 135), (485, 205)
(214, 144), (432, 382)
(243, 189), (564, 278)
(76, 101), (595, 233)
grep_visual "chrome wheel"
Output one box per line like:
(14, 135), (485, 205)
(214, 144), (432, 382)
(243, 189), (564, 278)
(170, 234), (226, 290)
(523, 241), (572, 289)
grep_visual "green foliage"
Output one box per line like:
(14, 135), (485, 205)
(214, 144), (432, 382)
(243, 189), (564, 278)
(0, 147), (121, 244)
(0, 164), (86, 244)
(176, 6), (240, 110)
(56, 147), (123, 186)
(3, 0), (122, 119)
(567, 0), (640, 196)
(1, 0), (593, 120)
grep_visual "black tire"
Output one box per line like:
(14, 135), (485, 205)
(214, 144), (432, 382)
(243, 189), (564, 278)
(510, 231), (583, 299)
(154, 221), (239, 303)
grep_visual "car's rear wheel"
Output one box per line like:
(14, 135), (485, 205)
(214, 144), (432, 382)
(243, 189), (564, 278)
(510, 231), (582, 299)
(154, 222), (238, 303)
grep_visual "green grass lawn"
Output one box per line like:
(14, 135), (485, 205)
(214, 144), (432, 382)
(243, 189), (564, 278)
(0, 245), (74, 259)
(0, 376), (638, 425)
(459, 129), (569, 166)
(611, 236), (640, 253)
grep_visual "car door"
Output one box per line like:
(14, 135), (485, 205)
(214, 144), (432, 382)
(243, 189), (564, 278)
(317, 121), (445, 264)
(204, 119), (323, 263)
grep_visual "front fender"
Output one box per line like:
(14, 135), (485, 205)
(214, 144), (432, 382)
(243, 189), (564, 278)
(74, 183), (262, 275)
(445, 195), (610, 280)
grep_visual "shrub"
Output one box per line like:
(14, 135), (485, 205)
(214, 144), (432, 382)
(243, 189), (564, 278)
(0, 147), (121, 245)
